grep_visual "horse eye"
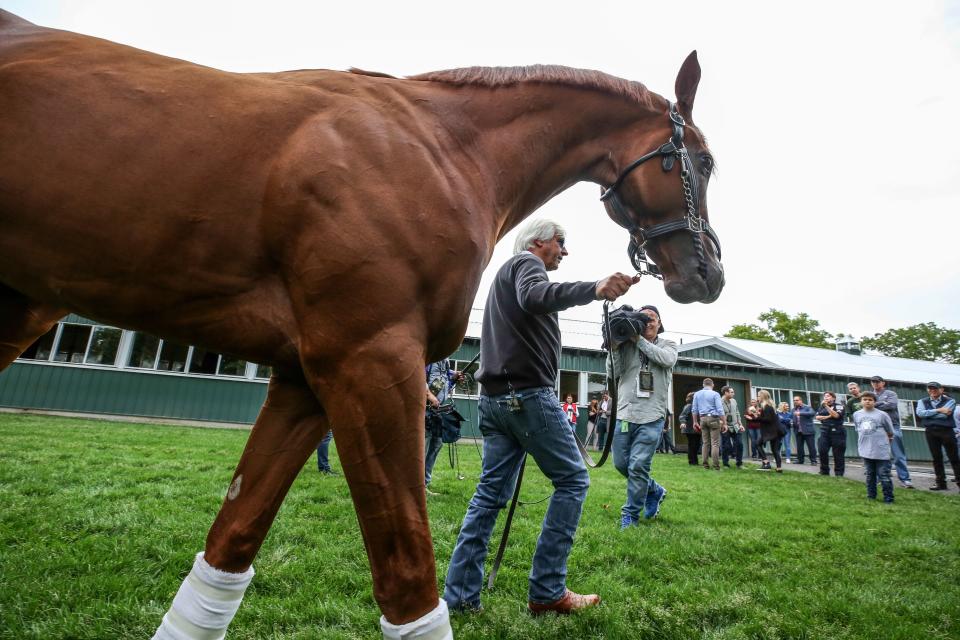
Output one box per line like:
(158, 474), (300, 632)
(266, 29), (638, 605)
(700, 155), (714, 172)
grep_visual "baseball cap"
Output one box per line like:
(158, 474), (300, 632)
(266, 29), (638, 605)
(870, 376), (884, 383)
(927, 381), (943, 389)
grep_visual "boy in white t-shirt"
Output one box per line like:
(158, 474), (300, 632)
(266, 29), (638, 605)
(853, 391), (895, 503)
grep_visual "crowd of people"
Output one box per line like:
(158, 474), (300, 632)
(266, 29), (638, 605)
(673, 376), (960, 500)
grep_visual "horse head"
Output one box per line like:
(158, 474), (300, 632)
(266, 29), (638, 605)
(601, 51), (724, 304)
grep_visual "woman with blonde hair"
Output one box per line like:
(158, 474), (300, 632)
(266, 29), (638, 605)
(755, 390), (784, 472)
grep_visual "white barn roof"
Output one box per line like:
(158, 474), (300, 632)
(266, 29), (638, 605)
(681, 337), (960, 388)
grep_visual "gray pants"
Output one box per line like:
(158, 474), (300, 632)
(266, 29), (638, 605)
(700, 416), (723, 469)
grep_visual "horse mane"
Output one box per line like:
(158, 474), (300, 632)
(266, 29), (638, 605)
(404, 65), (657, 108)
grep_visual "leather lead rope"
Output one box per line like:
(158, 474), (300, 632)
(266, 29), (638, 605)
(575, 300), (620, 468)
(486, 455), (526, 589)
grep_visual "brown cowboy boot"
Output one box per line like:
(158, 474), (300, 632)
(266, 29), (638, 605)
(528, 589), (600, 615)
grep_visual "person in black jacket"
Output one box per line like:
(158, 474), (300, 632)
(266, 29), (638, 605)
(915, 382), (958, 491)
(678, 392), (699, 466)
(754, 390), (783, 472)
(815, 391), (846, 476)
(444, 219), (638, 616)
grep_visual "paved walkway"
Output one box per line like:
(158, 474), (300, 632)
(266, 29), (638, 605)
(748, 455), (960, 494)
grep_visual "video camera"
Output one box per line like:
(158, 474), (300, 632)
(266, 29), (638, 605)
(601, 305), (651, 350)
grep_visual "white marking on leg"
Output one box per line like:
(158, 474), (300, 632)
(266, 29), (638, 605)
(227, 475), (242, 501)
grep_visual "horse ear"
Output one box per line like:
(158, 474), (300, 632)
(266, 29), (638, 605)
(675, 50), (701, 121)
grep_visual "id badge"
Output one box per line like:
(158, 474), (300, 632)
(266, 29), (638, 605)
(635, 372), (652, 398)
(620, 420), (629, 433)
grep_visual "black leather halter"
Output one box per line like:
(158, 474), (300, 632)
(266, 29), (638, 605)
(600, 102), (721, 280)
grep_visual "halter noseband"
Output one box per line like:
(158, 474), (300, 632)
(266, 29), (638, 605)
(600, 102), (721, 280)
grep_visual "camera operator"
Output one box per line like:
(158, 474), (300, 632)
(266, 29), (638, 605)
(443, 219), (638, 616)
(606, 305), (678, 527)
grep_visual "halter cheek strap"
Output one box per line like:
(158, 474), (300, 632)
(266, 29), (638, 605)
(600, 102), (721, 280)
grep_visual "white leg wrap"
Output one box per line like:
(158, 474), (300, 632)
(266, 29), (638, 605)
(381, 600), (453, 640)
(152, 552), (254, 640)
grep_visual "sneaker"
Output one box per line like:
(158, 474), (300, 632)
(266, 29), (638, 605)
(757, 463), (771, 471)
(319, 468), (340, 476)
(529, 590), (600, 615)
(929, 485), (948, 491)
(620, 514), (637, 529)
(775, 468), (783, 473)
(900, 480), (914, 489)
(785, 458), (792, 464)
(643, 485), (667, 520)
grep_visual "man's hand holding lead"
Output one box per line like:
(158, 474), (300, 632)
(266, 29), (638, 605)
(595, 273), (641, 301)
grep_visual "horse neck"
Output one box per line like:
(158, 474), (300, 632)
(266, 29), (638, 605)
(417, 82), (669, 240)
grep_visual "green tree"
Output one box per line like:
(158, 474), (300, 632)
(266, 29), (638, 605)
(860, 323), (960, 363)
(725, 309), (834, 349)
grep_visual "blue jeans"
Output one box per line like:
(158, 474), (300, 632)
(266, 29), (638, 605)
(613, 419), (662, 520)
(443, 387), (589, 608)
(721, 431), (743, 466)
(890, 428), (911, 483)
(796, 432), (817, 464)
(315, 429), (333, 471)
(782, 428), (792, 458)
(864, 458), (893, 502)
(424, 429), (443, 485)
(748, 429), (762, 458)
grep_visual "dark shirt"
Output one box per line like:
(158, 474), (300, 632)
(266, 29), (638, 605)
(758, 405), (781, 443)
(678, 402), (694, 434)
(476, 252), (596, 395)
(816, 402), (846, 431)
(918, 395), (955, 429)
(844, 395), (863, 423)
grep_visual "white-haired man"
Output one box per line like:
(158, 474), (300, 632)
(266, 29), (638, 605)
(444, 219), (638, 615)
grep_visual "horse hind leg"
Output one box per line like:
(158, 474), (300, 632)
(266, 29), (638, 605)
(303, 331), (453, 639)
(0, 284), (65, 371)
(153, 368), (330, 640)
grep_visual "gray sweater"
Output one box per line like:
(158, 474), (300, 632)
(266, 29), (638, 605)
(606, 335), (678, 425)
(476, 253), (597, 395)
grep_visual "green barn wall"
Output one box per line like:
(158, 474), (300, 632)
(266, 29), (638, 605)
(0, 327), (945, 461)
(0, 362), (267, 423)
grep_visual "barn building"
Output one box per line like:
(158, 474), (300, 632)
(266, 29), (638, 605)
(2, 312), (957, 462)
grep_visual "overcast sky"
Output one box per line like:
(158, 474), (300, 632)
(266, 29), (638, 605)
(7, 0), (959, 343)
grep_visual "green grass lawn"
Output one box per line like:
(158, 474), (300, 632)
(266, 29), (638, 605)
(1, 413), (958, 639)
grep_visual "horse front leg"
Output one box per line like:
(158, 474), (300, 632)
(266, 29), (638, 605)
(153, 369), (329, 640)
(305, 333), (452, 640)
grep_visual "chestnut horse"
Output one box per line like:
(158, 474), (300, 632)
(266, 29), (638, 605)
(0, 10), (723, 639)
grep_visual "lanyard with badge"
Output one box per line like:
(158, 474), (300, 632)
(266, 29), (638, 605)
(635, 351), (653, 399)
(620, 351), (654, 433)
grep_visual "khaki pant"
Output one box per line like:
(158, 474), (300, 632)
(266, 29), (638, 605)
(700, 416), (723, 469)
